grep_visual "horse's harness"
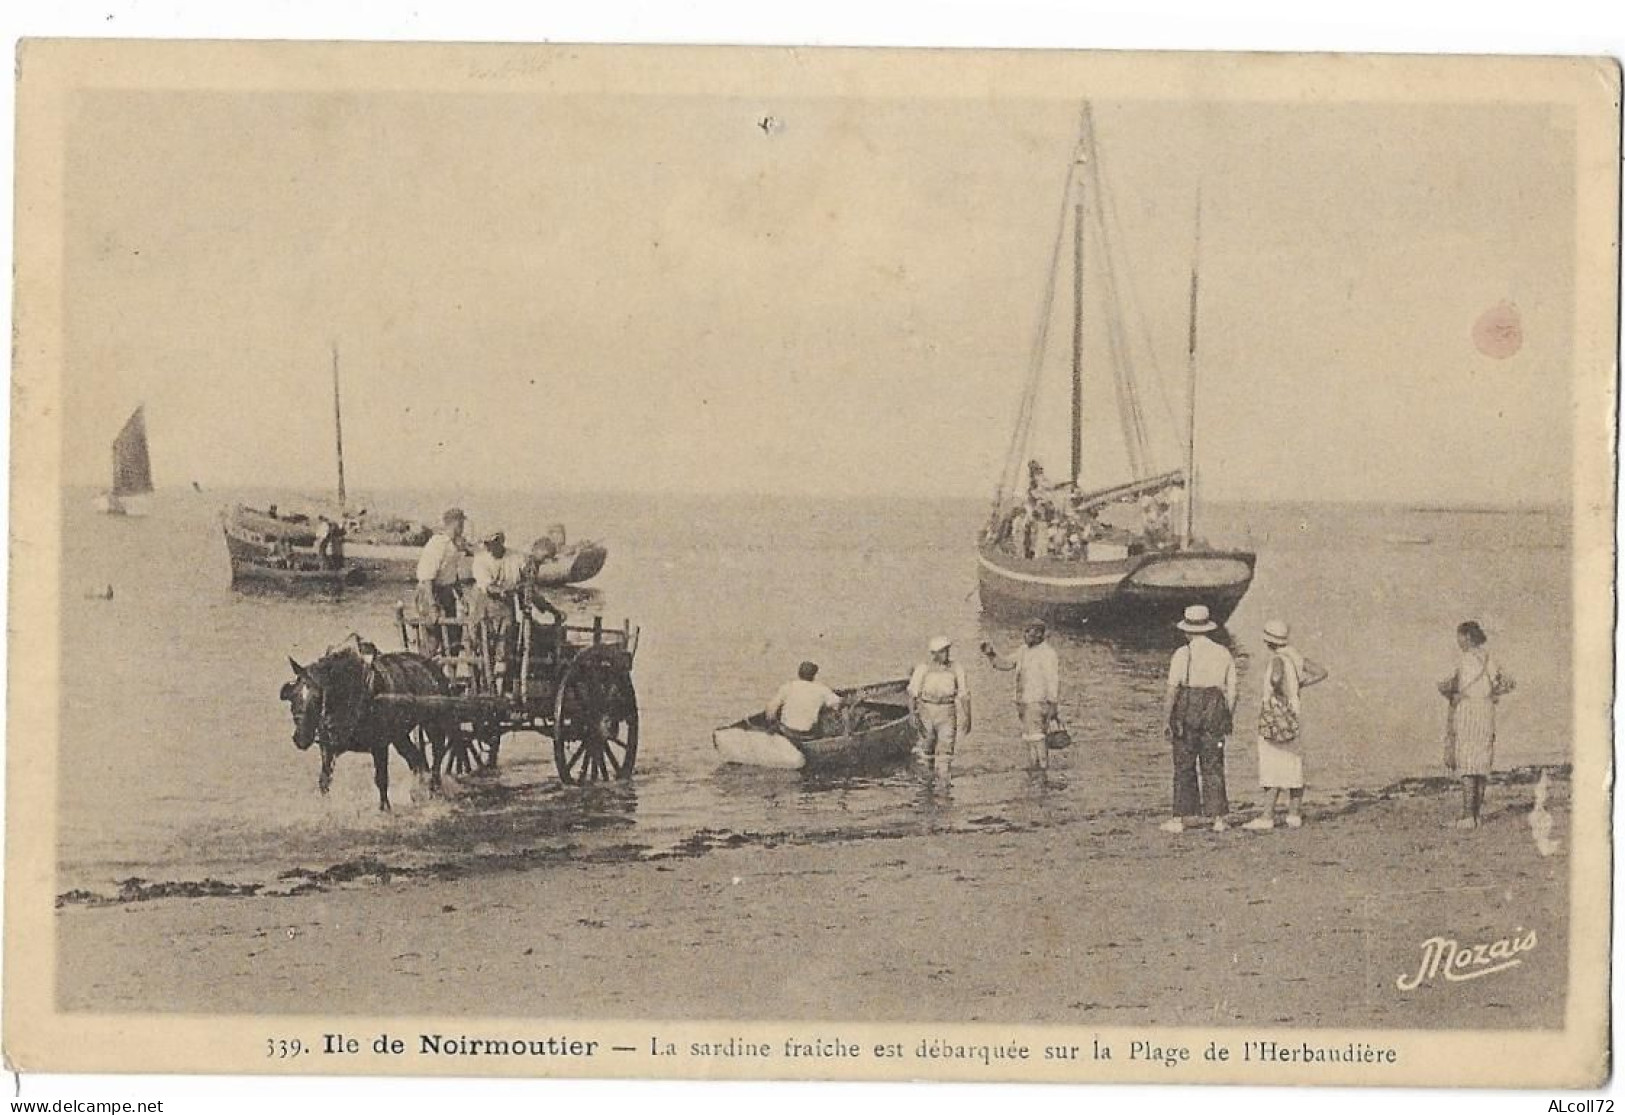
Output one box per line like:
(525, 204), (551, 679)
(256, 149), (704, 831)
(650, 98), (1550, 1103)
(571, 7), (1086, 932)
(300, 657), (374, 748)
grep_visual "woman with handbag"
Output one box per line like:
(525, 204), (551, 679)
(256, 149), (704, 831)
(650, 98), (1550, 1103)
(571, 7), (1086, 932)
(1243, 619), (1329, 831)
(1438, 620), (1515, 830)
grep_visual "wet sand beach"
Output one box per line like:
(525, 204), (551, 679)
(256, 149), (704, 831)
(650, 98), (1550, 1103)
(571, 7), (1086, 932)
(58, 769), (1569, 1029)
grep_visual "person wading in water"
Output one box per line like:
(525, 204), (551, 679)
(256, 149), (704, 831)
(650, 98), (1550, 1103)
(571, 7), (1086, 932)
(909, 635), (971, 788)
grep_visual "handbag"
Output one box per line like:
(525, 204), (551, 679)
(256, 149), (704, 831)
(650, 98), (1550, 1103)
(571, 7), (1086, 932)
(1044, 713), (1073, 750)
(1257, 694), (1300, 744)
(1256, 652), (1300, 743)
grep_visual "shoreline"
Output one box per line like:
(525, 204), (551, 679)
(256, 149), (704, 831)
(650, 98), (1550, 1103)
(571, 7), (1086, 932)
(57, 767), (1570, 1029)
(55, 765), (1571, 907)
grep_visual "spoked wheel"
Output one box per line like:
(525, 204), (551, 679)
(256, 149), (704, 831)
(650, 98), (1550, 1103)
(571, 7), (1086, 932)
(552, 650), (639, 785)
(446, 722), (503, 775)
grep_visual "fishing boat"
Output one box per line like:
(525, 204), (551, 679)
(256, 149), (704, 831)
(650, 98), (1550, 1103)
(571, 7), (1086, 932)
(220, 504), (363, 587)
(977, 104), (1255, 633)
(219, 345), (608, 586)
(712, 680), (919, 771)
(92, 407), (154, 515)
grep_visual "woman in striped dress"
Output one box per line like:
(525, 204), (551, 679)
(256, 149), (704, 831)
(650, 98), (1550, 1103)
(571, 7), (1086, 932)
(1438, 621), (1514, 830)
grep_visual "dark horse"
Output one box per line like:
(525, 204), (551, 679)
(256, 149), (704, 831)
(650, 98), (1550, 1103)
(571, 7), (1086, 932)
(279, 641), (456, 810)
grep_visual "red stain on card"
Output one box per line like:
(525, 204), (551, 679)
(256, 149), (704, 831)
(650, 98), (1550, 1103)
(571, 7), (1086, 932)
(1472, 301), (1523, 359)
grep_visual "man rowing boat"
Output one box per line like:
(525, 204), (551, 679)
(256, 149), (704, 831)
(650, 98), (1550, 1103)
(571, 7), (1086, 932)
(765, 661), (844, 743)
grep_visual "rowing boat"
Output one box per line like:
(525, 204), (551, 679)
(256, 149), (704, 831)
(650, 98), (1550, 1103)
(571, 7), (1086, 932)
(712, 679), (919, 771)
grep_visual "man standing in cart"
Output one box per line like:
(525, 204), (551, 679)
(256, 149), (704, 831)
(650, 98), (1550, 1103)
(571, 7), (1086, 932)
(416, 507), (469, 658)
(470, 531), (527, 693)
(521, 565), (568, 627)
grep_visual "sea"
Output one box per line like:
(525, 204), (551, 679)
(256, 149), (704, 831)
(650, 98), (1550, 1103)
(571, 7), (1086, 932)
(53, 489), (1571, 897)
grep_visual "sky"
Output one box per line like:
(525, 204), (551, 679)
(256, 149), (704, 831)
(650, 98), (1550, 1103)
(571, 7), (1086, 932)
(61, 86), (1578, 505)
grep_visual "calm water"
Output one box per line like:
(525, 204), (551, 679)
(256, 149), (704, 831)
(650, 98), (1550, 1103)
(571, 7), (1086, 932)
(56, 489), (1571, 894)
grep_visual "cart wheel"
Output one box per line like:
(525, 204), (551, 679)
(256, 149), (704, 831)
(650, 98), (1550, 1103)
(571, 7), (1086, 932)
(447, 723), (502, 775)
(553, 650), (639, 785)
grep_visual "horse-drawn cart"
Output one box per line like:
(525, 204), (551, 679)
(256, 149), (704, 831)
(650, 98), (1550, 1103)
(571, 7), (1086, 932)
(383, 603), (641, 786)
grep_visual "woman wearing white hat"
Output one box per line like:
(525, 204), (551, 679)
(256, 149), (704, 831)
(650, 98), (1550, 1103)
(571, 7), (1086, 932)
(1161, 604), (1238, 833)
(1244, 619), (1329, 831)
(909, 636), (971, 785)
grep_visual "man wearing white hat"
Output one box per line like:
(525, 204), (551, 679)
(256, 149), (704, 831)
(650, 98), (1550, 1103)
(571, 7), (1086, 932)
(1162, 604), (1238, 832)
(908, 636), (972, 784)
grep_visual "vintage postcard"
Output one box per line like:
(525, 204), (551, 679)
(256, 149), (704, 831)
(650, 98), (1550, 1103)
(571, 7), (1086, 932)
(4, 40), (1616, 1091)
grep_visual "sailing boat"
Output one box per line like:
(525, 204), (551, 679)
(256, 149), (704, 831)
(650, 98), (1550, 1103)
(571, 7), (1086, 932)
(319, 347), (608, 586)
(92, 407), (154, 515)
(218, 346), (365, 587)
(219, 347), (609, 587)
(976, 105), (1255, 633)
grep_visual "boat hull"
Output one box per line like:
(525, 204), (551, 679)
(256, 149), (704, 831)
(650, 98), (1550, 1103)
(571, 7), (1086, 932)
(712, 680), (919, 771)
(220, 512), (365, 588)
(228, 561), (366, 589)
(977, 543), (1255, 631)
(712, 727), (808, 769)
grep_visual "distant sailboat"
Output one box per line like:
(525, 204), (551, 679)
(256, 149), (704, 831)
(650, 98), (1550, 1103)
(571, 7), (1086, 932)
(92, 407), (153, 515)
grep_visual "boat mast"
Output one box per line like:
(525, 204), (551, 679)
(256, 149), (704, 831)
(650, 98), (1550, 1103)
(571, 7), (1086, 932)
(987, 106), (1090, 529)
(1070, 143), (1085, 487)
(331, 343), (347, 512)
(1181, 191), (1202, 550)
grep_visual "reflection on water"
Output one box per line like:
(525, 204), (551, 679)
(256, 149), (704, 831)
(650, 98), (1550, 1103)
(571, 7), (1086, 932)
(56, 489), (1572, 896)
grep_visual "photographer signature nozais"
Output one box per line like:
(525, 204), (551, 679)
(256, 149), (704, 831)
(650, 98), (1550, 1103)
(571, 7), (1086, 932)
(1396, 928), (1538, 990)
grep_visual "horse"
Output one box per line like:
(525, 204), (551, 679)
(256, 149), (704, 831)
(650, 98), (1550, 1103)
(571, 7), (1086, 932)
(279, 640), (457, 810)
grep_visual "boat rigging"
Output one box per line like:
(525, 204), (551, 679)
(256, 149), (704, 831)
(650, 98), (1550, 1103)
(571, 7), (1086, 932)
(976, 103), (1255, 632)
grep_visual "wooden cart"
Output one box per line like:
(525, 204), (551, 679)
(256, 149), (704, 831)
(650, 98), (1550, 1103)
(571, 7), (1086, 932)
(385, 602), (640, 785)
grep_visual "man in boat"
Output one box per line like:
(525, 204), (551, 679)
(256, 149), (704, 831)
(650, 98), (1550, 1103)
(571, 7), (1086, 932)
(980, 620), (1061, 771)
(314, 514), (342, 570)
(1002, 504), (1029, 558)
(908, 636), (972, 785)
(469, 531), (527, 693)
(1141, 494), (1175, 549)
(1027, 458), (1048, 498)
(765, 661), (844, 743)
(415, 507), (470, 658)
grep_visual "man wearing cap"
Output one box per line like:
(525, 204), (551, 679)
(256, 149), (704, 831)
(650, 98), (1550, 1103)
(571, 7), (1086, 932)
(765, 661), (844, 743)
(470, 531), (527, 692)
(1162, 604), (1239, 833)
(980, 620), (1061, 771)
(415, 508), (469, 658)
(908, 636), (972, 784)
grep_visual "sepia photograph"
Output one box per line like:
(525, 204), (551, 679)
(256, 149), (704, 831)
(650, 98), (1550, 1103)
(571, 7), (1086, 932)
(3, 27), (1616, 1100)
